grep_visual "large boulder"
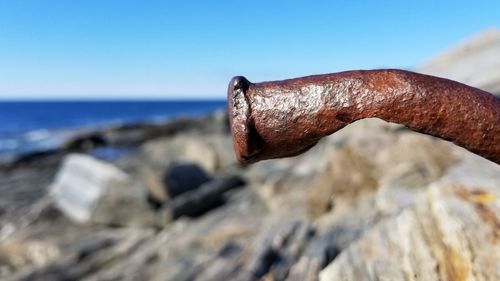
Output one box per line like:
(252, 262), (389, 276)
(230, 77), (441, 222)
(50, 154), (157, 227)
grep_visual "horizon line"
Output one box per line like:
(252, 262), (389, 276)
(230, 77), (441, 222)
(0, 97), (227, 102)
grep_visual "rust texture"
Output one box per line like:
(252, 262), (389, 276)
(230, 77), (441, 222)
(227, 69), (500, 164)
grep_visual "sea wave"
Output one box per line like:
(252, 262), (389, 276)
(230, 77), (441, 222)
(0, 129), (73, 157)
(0, 139), (19, 151)
(24, 129), (51, 142)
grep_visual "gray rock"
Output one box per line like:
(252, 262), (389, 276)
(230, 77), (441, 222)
(163, 162), (213, 199)
(319, 158), (500, 281)
(0, 237), (60, 276)
(142, 134), (220, 173)
(11, 228), (154, 281)
(246, 220), (315, 281)
(171, 175), (245, 219)
(50, 154), (157, 227)
(141, 131), (237, 175)
(63, 132), (107, 152)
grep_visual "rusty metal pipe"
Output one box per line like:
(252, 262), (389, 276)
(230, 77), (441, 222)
(227, 69), (500, 164)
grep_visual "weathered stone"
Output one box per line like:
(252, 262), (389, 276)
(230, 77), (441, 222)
(307, 146), (378, 218)
(306, 122), (458, 218)
(50, 154), (156, 227)
(11, 228), (153, 281)
(319, 155), (500, 281)
(171, 175), (245, 219)
(0, 237), (60, 276)
(63, 132), (107, 152)
(202, 135), (238, 170)
(138, 166), (168, 207)
(163, 162), (213, 199)
(142, 134), (220, 173)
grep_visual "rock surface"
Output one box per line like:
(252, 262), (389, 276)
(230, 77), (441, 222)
(162, 162), (213, 199)
(319, 155), (500, 281)
(170, 175), (246, 219)
(50, 154), (156, 227)
(141, 133), (236, 173)
(3, 116), (499, 281)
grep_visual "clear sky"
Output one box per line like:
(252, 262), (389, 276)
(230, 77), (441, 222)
(1, 1), (499, 100)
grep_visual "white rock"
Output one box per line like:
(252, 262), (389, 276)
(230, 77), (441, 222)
(50, 154), (156, 227)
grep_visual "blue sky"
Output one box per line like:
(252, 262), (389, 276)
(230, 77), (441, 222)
(0, 1), (499, 100)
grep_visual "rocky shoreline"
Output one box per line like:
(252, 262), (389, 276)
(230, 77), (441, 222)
(0, 107), (499, 280)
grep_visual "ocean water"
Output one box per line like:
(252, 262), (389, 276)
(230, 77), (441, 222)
(0, 100), (226, 159)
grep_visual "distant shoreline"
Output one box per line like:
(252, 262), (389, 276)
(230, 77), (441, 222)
(0, 98), (227, 103)
(0, 101), (227, 165)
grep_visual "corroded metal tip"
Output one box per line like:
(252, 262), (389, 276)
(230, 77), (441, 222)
(227, 76), (260, 164)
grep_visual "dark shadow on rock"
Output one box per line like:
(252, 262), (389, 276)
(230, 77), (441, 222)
(64, 133), (108, 152)
(163, 162), (213, 199)
(171, 175), (245, 219)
